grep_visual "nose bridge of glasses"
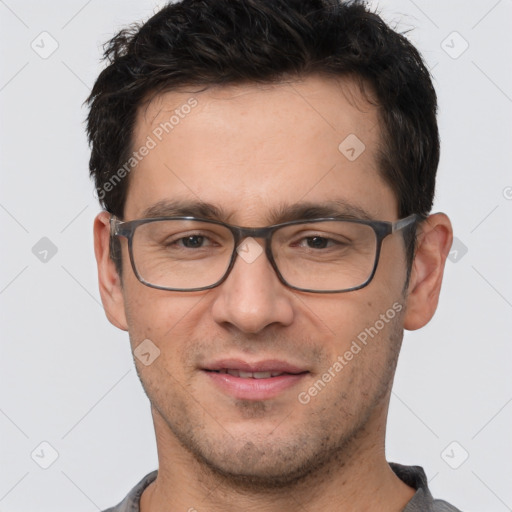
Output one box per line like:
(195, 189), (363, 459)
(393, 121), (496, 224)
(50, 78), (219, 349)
(233, 225), (274, 241)
(225, 236), (284, 296)
(230, 225), (276, 275)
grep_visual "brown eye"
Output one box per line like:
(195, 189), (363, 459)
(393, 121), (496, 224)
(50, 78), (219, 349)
(305, 236), (329, 249)
(179, 235), (206, 248)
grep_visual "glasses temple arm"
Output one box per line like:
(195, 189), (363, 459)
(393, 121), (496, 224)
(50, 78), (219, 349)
(392, 214), (419, 233)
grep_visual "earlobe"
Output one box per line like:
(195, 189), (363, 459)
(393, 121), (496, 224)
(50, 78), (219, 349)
(403, 213), (453, 331)
(93, 211), (129, 331)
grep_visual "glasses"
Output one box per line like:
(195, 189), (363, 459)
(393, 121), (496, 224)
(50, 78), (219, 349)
(110, 214), (418, 293)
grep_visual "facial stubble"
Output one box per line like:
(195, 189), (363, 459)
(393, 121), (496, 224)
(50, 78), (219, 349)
(131, 307), (405, 493)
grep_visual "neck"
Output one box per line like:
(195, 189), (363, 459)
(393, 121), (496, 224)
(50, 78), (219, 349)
(140, 404), (415, 512)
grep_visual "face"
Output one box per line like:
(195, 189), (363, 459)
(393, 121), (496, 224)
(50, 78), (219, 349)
(97, 75), (419, 486)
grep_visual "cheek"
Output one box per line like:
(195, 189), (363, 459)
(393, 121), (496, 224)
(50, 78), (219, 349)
(326, 307), (403, 393)
(297, 292), (396, 347)
(297, 287), (405, 384)
(122, 280), (208, 355)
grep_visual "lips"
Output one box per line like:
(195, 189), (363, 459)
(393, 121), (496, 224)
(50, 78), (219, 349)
(202, 358), (309, 400)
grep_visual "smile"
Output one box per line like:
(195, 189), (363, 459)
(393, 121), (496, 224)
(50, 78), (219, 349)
(202, 359), (309, 400)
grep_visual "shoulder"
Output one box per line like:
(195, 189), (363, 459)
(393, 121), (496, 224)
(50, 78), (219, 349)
(101, 470), (158, 512)
(389, 462), (463, 512)
(432, 498), (463, 512)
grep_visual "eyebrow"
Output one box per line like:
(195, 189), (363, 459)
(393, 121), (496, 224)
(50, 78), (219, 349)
(139, 199), (374, 225)
(141, 199), (226, 220)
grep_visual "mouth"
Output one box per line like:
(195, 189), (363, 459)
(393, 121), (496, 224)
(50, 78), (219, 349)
(208, 369), (293, 379)
(202, 359), (309, 400)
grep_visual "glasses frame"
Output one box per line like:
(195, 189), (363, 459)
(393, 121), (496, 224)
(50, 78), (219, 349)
(111, 213), (419, 293)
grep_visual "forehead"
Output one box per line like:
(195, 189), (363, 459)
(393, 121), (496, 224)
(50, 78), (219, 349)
(137, 75), (378, 150)
(127, 75), (396, 222)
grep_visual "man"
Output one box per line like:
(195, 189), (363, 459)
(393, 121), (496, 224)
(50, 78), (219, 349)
(87, 0), (459, 510)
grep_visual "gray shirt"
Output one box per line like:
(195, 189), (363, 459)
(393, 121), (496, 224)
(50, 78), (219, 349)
(102, 463), (461, 511)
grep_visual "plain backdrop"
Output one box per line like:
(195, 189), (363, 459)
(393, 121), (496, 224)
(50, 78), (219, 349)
(1, 1), (511, 511)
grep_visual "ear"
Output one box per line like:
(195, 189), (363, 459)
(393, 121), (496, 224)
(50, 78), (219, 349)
(403, 213), (453, 331)
(93, 211), (129, 331)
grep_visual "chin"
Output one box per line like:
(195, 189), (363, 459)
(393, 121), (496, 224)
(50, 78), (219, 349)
(180, 426), (345, 491)
(193, 447), (321, 490)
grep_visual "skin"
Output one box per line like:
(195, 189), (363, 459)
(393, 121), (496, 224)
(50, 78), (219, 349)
(93, 74), (452, 511)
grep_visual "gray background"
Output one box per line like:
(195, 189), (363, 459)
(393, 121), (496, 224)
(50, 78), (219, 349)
(1, 0), (511, 510)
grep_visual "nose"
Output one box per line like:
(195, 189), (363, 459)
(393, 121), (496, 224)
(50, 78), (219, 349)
(210, 238), (294, 334)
